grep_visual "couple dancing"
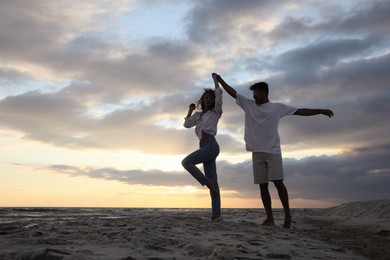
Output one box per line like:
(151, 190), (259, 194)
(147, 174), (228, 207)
(181, 73), (334, 228)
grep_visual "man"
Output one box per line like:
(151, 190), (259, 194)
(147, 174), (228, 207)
(215, 74), (334, 228)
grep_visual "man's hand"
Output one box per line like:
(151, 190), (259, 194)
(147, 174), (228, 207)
(322, 109), (334, 118)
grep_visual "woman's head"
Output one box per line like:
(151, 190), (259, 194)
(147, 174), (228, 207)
(197, 89), (215, 112)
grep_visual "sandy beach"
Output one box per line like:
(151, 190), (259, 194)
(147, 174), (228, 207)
(0, 200), (389, 259)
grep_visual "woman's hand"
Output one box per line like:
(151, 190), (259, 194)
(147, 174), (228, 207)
(189, 103), (196, 111)
(185, 103), (196, 118)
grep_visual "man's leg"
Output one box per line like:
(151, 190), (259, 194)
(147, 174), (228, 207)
(259, 183), (274, 225)
(273, 180), (291, 228)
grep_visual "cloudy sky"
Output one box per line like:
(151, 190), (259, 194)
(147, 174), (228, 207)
(1, 0), (389, 208)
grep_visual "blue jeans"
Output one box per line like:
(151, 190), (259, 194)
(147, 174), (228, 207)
(182, 137), (220, 214)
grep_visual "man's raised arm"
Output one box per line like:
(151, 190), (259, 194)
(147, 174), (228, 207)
(215, 74), (237, 99)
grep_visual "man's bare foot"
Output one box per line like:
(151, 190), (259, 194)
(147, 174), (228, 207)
(283, 215), (292, 229)
(206, 179), (218, 197)
(262, 218), (275, 226)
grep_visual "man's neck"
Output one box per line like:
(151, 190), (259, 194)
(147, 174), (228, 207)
(256, 99), (270, 106)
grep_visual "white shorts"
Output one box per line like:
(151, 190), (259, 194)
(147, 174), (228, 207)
(252, 152), (284, 184)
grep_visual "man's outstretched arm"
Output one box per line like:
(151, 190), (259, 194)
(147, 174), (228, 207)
(294, 108), (334, 118)
(215, 74), (237, 99)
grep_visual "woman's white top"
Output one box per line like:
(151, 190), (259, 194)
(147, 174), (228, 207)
(184, 87), (223, 139)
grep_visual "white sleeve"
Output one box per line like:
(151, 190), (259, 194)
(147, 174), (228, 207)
(183, 113), (198, 128)
(214, 87), (223, 115)
(280, 103), (298, 117)
(236, 93), (249, 111)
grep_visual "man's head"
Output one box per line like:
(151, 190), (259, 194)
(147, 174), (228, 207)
(249, 82), (268, 94)
(250, 82), (269, 104)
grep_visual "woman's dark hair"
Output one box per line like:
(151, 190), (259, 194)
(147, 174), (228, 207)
(197, 89), (215, 111)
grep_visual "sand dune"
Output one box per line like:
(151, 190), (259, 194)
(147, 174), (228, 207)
(0, 200), (389, 259)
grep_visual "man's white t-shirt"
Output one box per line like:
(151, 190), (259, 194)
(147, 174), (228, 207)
(236, 93), (297, 154)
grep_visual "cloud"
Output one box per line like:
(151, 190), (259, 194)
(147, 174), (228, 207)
(323, 0), (390, 34)
(285, 144), (390, 201)
(43, 165), (190, 187)
(1, 0), (389, 205)
(268, 0), (390, 42)
(0, 89), (188, 154)
(0, 0), (122, 61)
(0, 67), (31, 85)
(0, 0), (205, 101)
(40, 144), (390, 202)
(185, 0), (288, 44)
(278, 38), (377, 72)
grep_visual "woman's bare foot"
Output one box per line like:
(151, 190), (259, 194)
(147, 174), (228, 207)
(211, 213), (221, 221)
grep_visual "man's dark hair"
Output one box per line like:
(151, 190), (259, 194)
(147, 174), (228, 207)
(249, 82), (268, 94)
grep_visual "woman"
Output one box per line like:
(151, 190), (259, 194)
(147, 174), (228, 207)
(181, 73), (222, 220)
